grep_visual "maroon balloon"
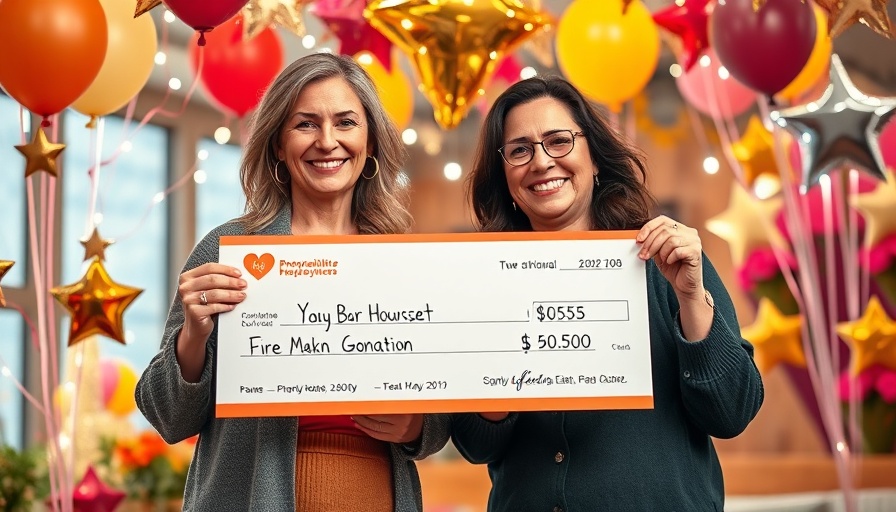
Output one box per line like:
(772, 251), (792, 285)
(164, 0), (249, 44)
(710, 0), (816, 96)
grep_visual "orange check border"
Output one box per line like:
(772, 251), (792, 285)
(220, 230), (640, 246)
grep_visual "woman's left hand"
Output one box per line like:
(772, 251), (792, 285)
(636, 215), (704, 300)
(352, 414), (424, 444)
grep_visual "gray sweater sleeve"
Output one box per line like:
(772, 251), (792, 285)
(135, 228), (223, 444)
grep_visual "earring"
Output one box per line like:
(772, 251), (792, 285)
(512, 201), (517, 211)
(271, 160), (289, 185)
(593, 173), (599, 187)
(362, 156), (379, 180)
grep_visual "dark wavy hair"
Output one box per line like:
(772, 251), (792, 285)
(467, 76), (655, 232)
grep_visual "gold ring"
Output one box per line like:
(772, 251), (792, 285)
(200, 291), (208, 306)
(672, 223), (678, 230)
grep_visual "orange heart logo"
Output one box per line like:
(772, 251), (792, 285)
(243, 253), (275, 280)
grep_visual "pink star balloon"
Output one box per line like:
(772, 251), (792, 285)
(73, 466), (125, 512)
(311, 0), (394, 70)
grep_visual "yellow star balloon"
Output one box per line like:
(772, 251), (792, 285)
(242, 0), (311, 40)
(80, 228), (113, 262)
(851, 171), (896, 248)
(0, 261), (14, 308)
(741, 298), (805, 373)
(51, 258), (143, 346)
(14, 128), (66, 178)
(732, 115), (779, 188)
(816, 0), (894, 38)
(705, 182), (788, 267)
(836, 295), (896, 374)
(134, 0), (162, 18)
(365, 0), (551, 129)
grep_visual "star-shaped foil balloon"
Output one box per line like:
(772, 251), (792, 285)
(15, 128), (66, 178)
(0, 261), (13, 308)
(242, 0), (312, 40)
(652, 0), (713, 71)
(51, 258), (143, 346)
(836, 295), (896, 374)
(741, 297), (805, 373)
(134, 0), (162, 18)
(732, 115), (780, 188)
(623, 0), (635, 13)
(365, 0), (551, 129)
(770, 54), (896, 190)
(705, 182), (788, 268)
(72, 466), (125, 512)
(851, 171), (896, 247)
(520, 0), (555, 68)
(816, 0), (894, 39)
(311, 0), (393, 70)
(80, 228), (113, 262)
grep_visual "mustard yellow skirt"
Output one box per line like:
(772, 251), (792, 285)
(295, 431), (394, 512)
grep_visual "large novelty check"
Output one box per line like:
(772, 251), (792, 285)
(215, 232), (654, 418)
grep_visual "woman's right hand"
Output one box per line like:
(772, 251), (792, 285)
(175, 263), (246, 382)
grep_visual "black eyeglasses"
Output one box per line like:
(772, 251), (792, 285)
(498, 130), (583, 167)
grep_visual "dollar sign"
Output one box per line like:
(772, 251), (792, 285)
(521, 333), (531, 352)
(536, 305), (545, 321)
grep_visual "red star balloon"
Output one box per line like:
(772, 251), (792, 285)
(311, 0), (394, 70)
(51, 258), (143, 346)
(652, 0), (713, 71)
(73, 466), (125, 512)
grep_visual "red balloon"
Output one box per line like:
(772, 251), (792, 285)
(165, 0), (249, 43)
(710, 0), (816, 96)
(0, 0), (107, 118)
(190, 15), (284, 117)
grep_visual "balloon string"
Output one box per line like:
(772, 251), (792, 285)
(47, 121), (59, 397)
(0, 353), (46, 416)
(114, 160), (200, 243)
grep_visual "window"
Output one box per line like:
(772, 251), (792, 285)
(0, 95), (27, 287)
(0, 309), (24, 449)
(195, 139), (244, 243)
(60, 114), (169, 391)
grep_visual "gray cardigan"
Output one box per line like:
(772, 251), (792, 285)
(135, 207), (451, 511)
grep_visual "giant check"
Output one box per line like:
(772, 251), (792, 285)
(216, 232), (653, 418)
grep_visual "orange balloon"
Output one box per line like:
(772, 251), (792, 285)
(356, 52), (414, 130)
(0, 0), (108, 118)
(776, 4), (831, 104)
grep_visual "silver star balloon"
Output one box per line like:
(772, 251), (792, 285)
(769, 54), (896, 190)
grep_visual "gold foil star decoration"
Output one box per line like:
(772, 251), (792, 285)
(816, 0), (894, 39)
(705, 182), (788, 267)
(741, 298), (805, 373)
(242, 0), (312, 40)
(365, 0), (551, 129)
(0, 261), (14, 308)
(134, 0), (162, 18)
(15, 127), (66, 178)
(851, 171), (896, 247)
(732, 115), (780, 188)
(81, 228), (114, 262)
(51, 258), (143, 346)
(836, 295), (896, 374)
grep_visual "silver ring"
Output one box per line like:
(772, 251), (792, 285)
(200, 291), (208, 306)
(672, 223), (678, 230)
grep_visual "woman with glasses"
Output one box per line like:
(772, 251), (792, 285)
(451, 76), (763, 511)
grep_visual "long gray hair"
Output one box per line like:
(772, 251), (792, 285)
(239, 52), (411, 234)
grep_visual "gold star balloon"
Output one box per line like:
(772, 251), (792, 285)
(51, 258), (143, 346)
(15, 127), (66, 178)
(851, 171), (896, 247)
(836, 295), (896, 374)
(134, 0), (162, 18)
(0, 261), (13, 308)
(242, 0), (311, 40)
(80, 228), (113, 262)
(816, 0), (894, 38)
(365, 0), (551, 129)
(741, 297), (805, 373)
(732, 115), (779, 188)
(705, 182), (788, 267)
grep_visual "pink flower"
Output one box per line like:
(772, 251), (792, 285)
(859, 233), (896, 274)
(838, 367), (881, 401)
(737, 248), (796, 290)
(875, 369), (896, 404)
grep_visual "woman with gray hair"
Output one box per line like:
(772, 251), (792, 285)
(136, 52), (449, 512)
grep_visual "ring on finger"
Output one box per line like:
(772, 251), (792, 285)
(672, 223), (679, 230)
(200, 291), (208, 306)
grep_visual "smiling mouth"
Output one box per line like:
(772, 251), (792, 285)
(529, 178), (568, 192)
(309, 159), (348, 170)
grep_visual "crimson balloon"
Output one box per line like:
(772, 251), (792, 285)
(165, 0), (249, 45)
(710, 0), (816, 96)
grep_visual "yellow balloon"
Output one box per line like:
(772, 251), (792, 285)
(72, 0), (158, 119)
(356, 52), (414, 130)
(107, 361), (138, 416)
(776, 5), (831, 104)
(556, 0), (659, 111)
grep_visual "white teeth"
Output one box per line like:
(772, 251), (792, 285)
(531, 179), (566, 192)
(312, 160), (344, 169)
